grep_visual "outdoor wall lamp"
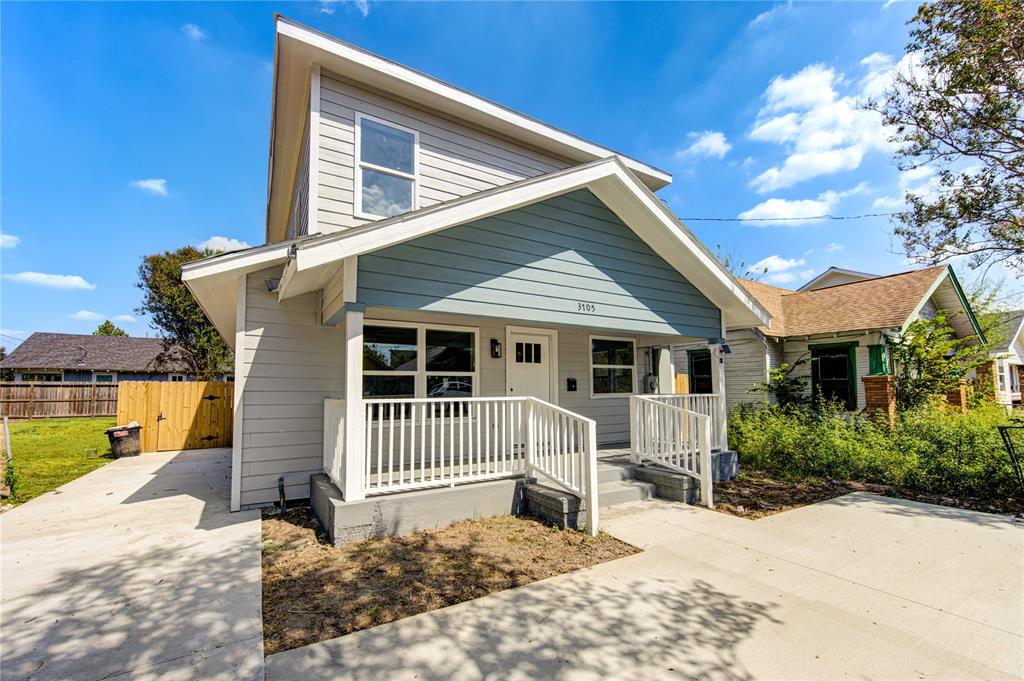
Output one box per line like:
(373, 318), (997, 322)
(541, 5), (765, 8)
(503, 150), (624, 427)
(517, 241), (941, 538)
(490, 339), (502, 359)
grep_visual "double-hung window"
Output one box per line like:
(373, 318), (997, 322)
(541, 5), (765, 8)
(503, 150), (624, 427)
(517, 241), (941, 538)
(590, 336), (636, 397)
(363, 323), (477, 403)
(355, 113), (418, 219)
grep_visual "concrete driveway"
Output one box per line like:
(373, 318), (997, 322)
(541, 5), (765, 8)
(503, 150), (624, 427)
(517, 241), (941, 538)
(265, 493), (1024, 681)
(0, 448), (263, 681)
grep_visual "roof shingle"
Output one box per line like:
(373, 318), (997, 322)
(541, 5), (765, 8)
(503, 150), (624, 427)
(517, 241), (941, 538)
(0, 333), (189, 373)
(739, 266), (948, 337)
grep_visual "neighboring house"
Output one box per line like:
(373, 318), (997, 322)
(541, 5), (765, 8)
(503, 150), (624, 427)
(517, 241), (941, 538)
(990, 310), (1024, 406)
(683, 265), (984, 413)
(0, 333), (195, 383)
(181, 17), (769, 532)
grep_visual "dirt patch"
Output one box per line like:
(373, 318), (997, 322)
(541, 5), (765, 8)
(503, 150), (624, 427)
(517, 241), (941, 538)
(713, 469), (1024, 520)
(261, 508), (638, 655)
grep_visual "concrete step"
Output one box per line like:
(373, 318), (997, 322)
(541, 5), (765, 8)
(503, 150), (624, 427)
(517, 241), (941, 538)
(596, 460), (637, 484)
(597, 479), (657, 507)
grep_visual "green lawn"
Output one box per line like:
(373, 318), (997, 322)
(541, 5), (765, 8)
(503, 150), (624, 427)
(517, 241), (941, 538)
(7, 417), (117, 504)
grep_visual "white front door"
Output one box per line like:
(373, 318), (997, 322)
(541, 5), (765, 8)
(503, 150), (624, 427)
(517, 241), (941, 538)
(508, 333), (551, 402)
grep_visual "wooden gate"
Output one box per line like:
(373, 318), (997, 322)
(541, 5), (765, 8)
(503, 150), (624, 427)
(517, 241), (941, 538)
(117, 381), (233, 452)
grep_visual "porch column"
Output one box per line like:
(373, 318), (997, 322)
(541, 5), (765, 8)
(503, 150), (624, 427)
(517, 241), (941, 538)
(342, 303), (366, 501)
(709, 343), (728, 450)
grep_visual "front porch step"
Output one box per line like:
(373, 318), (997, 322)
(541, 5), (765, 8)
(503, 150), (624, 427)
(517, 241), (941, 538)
(597, 479), (658, 507)
(596, 458), (637, 484)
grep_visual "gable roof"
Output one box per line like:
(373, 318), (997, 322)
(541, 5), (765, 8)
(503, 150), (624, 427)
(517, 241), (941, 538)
(797, 266), (879, 292)
(0, 333), (189, 373)
(268, 16), (672, 243)
(185, 157), (770, 344)
(991, 309), (1024, 353)
(738, 266), (983, 341)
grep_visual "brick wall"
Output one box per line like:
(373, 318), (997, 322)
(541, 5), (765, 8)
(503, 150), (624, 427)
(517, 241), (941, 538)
(862, 375), (896, 422)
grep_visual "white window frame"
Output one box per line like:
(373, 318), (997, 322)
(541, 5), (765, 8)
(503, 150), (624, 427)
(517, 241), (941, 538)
(168, 373), (187, 382)
(589, 335), (637, 399)
(362, 320), (479, 400)
(92, 371), (117, 383)
(354, 112), (419, 220)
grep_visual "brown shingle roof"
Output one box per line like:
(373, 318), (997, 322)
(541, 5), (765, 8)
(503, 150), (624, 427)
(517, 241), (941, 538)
(739, 266), (948, 338)
(0, 333), (189, 373)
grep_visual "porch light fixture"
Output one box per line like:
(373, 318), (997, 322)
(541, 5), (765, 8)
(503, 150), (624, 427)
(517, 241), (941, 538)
(490, 338), (502, 359)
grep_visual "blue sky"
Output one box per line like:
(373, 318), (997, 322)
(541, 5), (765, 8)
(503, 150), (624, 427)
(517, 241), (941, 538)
(2, 1), (1016, 349)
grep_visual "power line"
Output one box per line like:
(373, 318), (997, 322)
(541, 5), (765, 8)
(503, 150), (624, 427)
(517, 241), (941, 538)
(679, 211), (901, 222)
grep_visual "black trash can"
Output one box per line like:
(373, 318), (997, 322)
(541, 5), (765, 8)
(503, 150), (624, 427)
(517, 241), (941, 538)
(105, 424), (142, 458)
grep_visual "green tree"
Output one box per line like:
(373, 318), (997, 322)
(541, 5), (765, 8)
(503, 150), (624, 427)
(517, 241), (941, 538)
(868, 0), (1023, 273)
(136, 246), (231, 380)
(750, 356), (811, 408)
(93, 320), (128, 337)
(889, 310), (992, 409)
(0, 346), (13, 381)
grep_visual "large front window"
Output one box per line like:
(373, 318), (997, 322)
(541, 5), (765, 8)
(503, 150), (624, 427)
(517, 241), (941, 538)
(355, 114), (417, 219)
(363, 323), (476, 399)
(590, 337), (636, 397)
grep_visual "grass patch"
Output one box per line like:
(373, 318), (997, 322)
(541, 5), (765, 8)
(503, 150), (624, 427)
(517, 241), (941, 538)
(262, 509), (639, 655)
(7, 417), (116, 504)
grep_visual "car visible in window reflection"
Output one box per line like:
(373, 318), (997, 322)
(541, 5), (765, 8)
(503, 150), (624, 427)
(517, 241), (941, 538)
(428, 379), (473, 397)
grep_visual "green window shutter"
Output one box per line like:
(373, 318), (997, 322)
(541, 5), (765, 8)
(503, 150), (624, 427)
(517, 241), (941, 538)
(868, 345), (888, 376)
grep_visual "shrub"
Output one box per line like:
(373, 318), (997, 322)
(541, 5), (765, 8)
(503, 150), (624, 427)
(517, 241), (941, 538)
(728, 401), (1019, 499)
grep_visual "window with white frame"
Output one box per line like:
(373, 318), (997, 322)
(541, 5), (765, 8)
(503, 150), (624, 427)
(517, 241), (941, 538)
(168, 373), (187, 382)
(362, 323), (477, 400)
(590, 337), (636, 397)
(1012, 364), (1021, 393)
(93, 372), (117, 383)
(999, 361), (1007, 391)
(355, 114), (417, 219)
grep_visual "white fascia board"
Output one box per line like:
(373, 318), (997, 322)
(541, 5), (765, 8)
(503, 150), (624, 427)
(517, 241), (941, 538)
(182, 241), (293, 282)
(289, 157), (770, 329)
(275, 17), (671, 190)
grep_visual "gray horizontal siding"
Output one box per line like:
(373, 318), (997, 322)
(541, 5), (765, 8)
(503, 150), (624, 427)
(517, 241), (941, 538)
(358, 189), (721, 338)
(239, 266), (345, 507)
(316, 72), (572, 233)
(287, 121), (310, 240)
(723, 329), (770, 411)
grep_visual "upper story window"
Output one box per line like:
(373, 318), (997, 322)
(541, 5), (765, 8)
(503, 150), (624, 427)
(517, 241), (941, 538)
(355, 113), (418, 219)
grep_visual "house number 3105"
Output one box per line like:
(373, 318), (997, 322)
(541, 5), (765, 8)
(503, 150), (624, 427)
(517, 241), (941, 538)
(577, 302), (596, 312)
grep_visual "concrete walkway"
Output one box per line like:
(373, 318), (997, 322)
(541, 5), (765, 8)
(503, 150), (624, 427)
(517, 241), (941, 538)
(0, 448), (263, 681)
(265, 493), (1024, 681)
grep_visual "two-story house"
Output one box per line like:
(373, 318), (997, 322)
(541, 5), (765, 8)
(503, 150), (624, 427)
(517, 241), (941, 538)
(183, 17), (769, 542)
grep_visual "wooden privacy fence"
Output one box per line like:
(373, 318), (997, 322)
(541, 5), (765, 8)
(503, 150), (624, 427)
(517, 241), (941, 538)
(117, 381), (233, 452)
(0, 382), (119, 418)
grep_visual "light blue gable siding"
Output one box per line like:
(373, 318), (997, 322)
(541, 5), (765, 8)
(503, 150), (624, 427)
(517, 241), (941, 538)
(357, 189), (721, 338)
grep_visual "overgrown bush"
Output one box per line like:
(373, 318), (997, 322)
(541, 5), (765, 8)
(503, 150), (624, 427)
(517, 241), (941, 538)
(728, 401), (1019, 499)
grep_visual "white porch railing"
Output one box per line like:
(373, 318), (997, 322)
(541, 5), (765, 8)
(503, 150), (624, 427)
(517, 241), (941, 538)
(643, 393), (726, 451)
(336, 396), (598, 534)
(629, 395), (714, 508)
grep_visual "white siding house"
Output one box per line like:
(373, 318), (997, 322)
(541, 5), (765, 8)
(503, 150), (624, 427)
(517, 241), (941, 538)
(183, 17), (770, 534)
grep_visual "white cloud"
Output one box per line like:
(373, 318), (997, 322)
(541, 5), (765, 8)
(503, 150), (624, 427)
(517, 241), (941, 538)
(750, 1), (793, 27)
(746, 59), (897, 193)
(182, 23), (208, 41)
(69, 310), (104, 321)
(2, 272), (96, 290)
(749, 254), (809, 284)
(677, 131), (731, 160)
(872, 165), (938, 210)
(321, 0), (368, 16)
(0, 233), (20, 249)
(825, 242), (844, 253)
(197, 235), (251, 253)
(113, 314), (137, 323)
(130, 178), (168, 196)
(739, 184), (868, 225)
